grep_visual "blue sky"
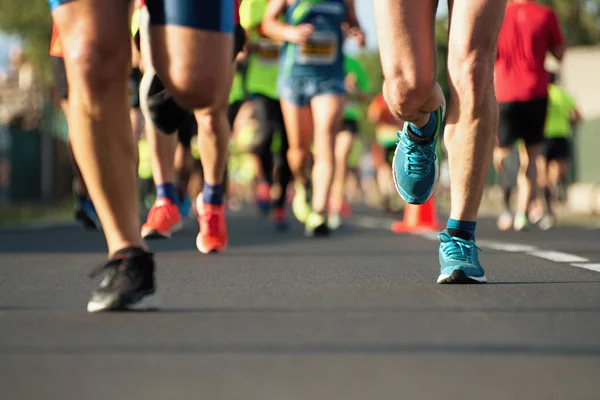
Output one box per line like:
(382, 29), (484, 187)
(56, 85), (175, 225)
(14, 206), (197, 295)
(0, 33), (21, 68)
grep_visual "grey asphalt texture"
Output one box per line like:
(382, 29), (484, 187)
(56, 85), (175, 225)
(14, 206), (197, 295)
(1, 208), (599, 400)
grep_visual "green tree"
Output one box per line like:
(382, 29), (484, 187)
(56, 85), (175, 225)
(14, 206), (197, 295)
(538, 0), (600, 45)
(0, 0), (52, 82)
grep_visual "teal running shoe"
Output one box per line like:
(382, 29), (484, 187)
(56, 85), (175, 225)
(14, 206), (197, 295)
(437, 230), (487, 284)
(392, 99), (446, 204)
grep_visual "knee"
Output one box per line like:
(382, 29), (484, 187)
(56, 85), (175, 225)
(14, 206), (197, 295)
(194, 108), (227, 138)
(334, 141), (351, 163)
(447, 46), (495, 108)
(287, 146), (307, 162)
(164, 67), (227, 110)
(65, 36), (130, 98)
(383, 69), (436, 121)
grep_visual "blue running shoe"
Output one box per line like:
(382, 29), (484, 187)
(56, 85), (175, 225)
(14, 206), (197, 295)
(437, 230), (486, 284)
(177, 194), (192, 219)
(392, 99), (446, 204)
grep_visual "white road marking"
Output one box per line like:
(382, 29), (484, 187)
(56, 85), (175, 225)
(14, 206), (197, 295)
(527, 251), (589, 263)
(570, 263), (600, 273)
(476, 241), (538, 253)
(348, 215), (599, 274)
(414, 231), (438, 241)
(352, 216), (392, 230)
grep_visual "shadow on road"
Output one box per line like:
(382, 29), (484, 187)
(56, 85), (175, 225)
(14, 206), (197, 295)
(0, 213), (372, 254)
(1, 341), (599, 357)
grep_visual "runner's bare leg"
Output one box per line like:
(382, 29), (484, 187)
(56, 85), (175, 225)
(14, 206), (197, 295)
(150, 27), (233, 187)
(53, 0), (143, 255)
(374, 0), (444, 128)
(444, 0), (506, 221)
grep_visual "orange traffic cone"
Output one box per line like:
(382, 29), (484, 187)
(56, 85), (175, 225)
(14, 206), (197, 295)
(392, 198), (443, 233)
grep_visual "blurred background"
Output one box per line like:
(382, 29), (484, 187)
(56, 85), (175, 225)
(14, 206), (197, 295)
(0, 0), (598, 224)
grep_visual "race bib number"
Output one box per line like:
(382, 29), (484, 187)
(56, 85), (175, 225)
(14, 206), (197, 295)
(256, 38), (279, 66)
(297, 31), (337, 65)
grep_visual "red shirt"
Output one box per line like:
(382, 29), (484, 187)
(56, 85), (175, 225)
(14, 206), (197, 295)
(234, 0), (240, 25)
(369, 94), (399, 126)
(494, 1), (564, 102)
(49, 24), (63, 58)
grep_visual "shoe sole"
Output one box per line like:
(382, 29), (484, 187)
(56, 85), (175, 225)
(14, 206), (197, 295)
(196, 236), (228, 254)
(437, 269), (487, 284)
(142, 221), (183, 240)
(87, 291), (160, 313)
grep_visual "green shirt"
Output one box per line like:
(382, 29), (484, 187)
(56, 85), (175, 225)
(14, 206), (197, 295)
(343, 55), (371, 121)
(229, 72), (246, 104)
(138, 139), (153, 179)
(246, 36), (280, 99)
(241, 0), (280, 99)
(545, 84), (576, 139)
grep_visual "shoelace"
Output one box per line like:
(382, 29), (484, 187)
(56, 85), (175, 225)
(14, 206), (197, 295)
(438, 232), (481, 263)
(201, 213), (221, 236)
(404, 138), (437, 177)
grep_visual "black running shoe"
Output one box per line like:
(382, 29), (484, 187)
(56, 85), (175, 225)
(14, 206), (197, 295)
(87, 247), (158, 313)
(74, 198), (100, 231)
(304, 212), (330, 237)
(74, 209), (99, 231)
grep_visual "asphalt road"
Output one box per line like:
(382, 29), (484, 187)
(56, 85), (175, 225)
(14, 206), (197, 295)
(1, 208), (599, 400)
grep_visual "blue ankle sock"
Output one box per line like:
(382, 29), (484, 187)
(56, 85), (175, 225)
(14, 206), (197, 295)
(156, 183), (177, 203)
(446, 219), (476, 240)
(203, 183), (224, 206)
(408, 111), (437, 139)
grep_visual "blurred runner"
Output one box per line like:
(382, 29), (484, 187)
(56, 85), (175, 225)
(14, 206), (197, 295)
(49, 24), (99, 230)
(368, 91), (403, 212)
(137, 0), (186, 240)
(494, 141), (520, 231)
(48, 0), (235, 311)
(375, 0), (506, 283)
(493, 0), (565, 232)
(535, 71), (581, 230)
(327, 52), (371, 230)
(138, 1), (245, 251)
(262, 0), (365, 237)
(240, 0), (292, 230)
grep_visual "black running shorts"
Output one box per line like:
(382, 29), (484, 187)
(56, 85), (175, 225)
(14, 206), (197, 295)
(51, 56), (68, 100)
(498, 97), (548, 148)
